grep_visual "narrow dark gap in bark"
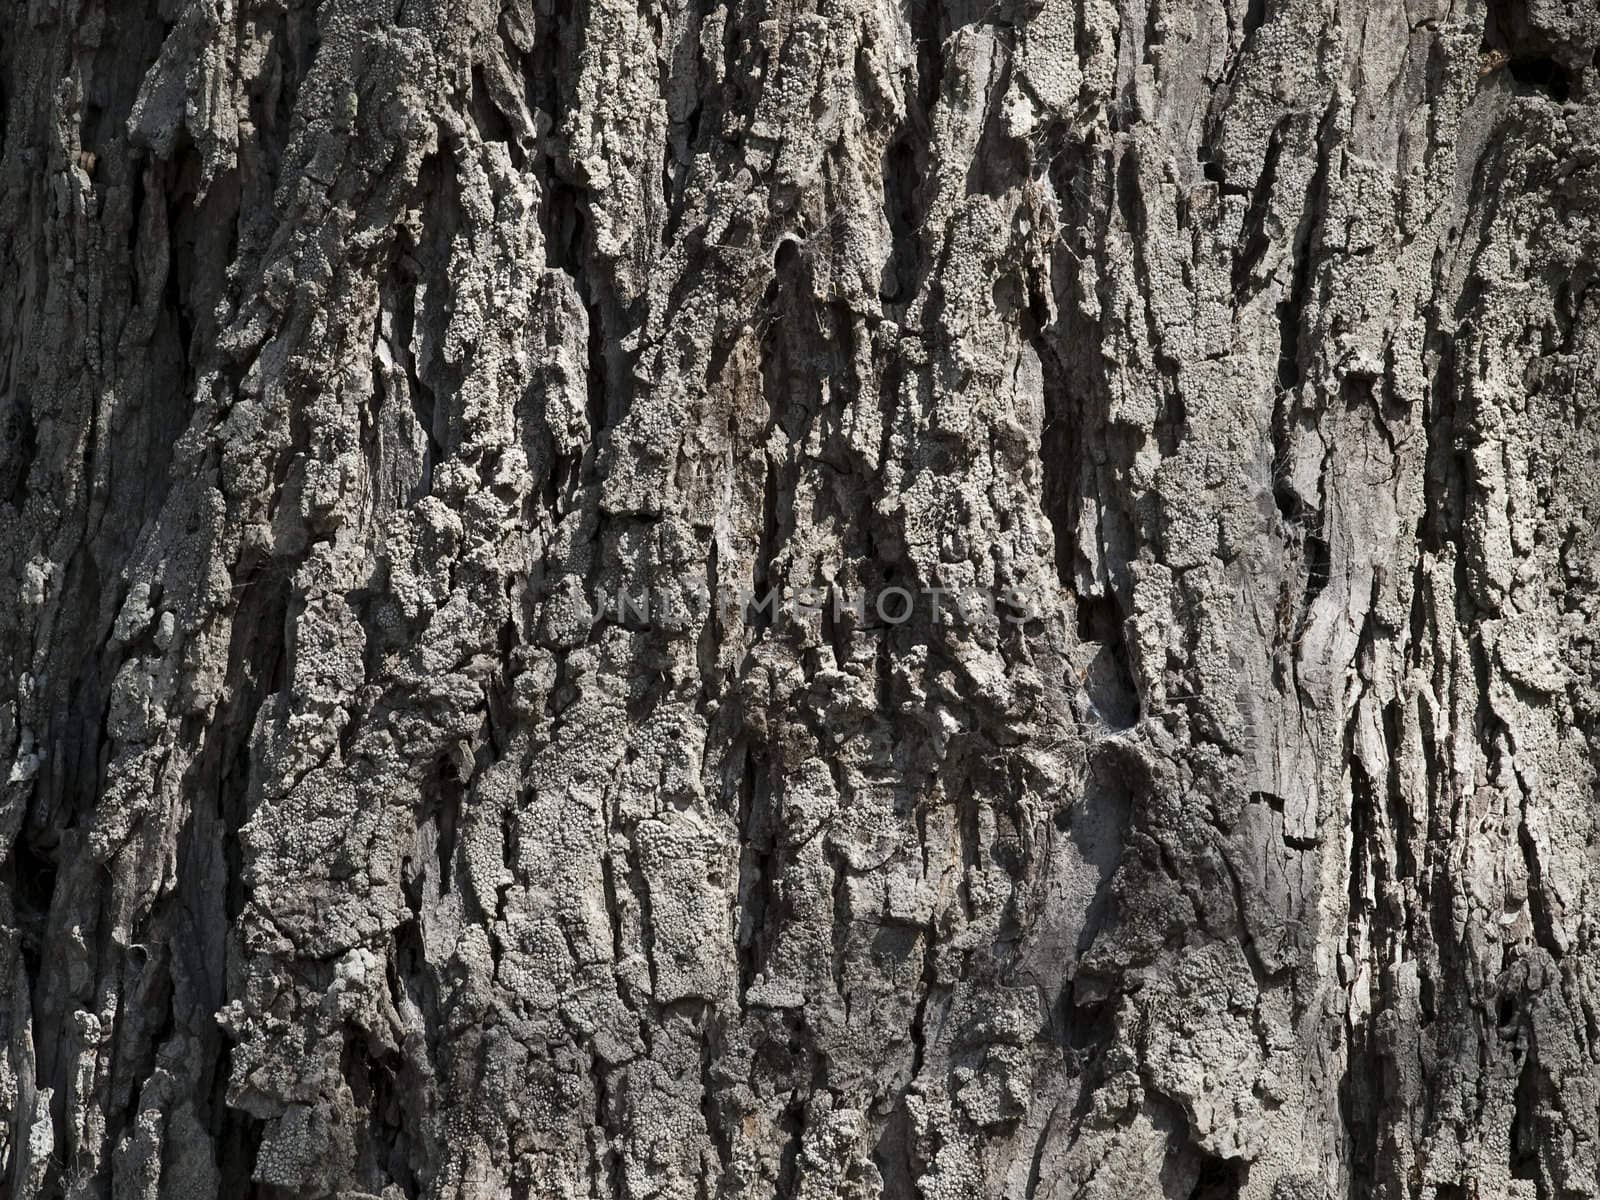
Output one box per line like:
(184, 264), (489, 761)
(821, 582), (851, 669)
(774, 1087), (808, 1197)
(1420, 338), (1463, 558)
(339, 1028), (419, 1198)
(597, 818), (626, 972)
(1231, 120), (1286, 294)
(220, 650), (274, 930)
(1509, 1054), (1541, 1184)
(663, 0), (707, 243)
(469, 65), (524, 169)
(762, 236), (805, 418)
(881, 134), (927, 304)
(753, 247), (799, 624)
(1035, 351), (1082, 590)
(904, 900), (937, 1086)
(698, 1004), (734, 1179)
(957, 778), (981, 927)
(283, 7), (320, 115)
(1189, 1151), (1247, 1199)
(103, 944), (175, 1164)
(78, 98), (105, 165)
(658, 0), (706, 236)
(1275, 109), (1332, 395)
(1517, 810), (1564, 963)
(398, 233), (438, 495)
(1242, 0), (1268, 39)
(880, 0), (943, 306)
(735, 747), (774, 998)
(518, 0), (562, 136)
(422, 750), (463, 895)
(1301, 518), (1330, 615)
(162, 181), (196, 397)
(1154, 381), (1188, 457)
(1, 392), (35, 508)
(213, 1100), (269, 1199)
(584, 280), (609, 445)
(1340, 745), (1384, 1195)
(544, 181), (613, 458)
(248, 7), (295, 145)
(191, 550), (290, 1195)
(1381, 700), (1416, 880)
(1114, 145), (1146, 242)
(1273, 202), (1312, 390)
(2, 833), (53, 990)
(411, 150), (467, 478)
(828, 847), (851, 992)
(1268, 445), (1329, 630)
(1337, 1011), (1380, 1200)
(1346, 757), (1377, 937)
(872, 1101), (920, 1200)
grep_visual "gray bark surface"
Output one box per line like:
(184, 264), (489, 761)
(2, 0), (1599, 1197)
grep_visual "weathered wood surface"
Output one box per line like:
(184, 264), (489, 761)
(2, 0), (1599, 1196)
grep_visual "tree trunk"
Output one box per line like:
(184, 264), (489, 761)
(2, 0), (1598, 1196)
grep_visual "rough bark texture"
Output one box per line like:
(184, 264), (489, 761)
(3, 0), (1600, 1197)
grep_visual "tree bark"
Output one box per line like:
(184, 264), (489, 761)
(2, 0), (1599, 1197)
